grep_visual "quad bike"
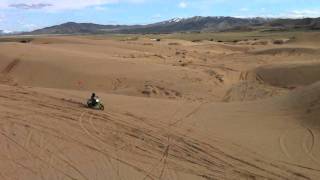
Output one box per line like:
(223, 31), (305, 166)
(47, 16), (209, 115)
(87, 98), (104, 111)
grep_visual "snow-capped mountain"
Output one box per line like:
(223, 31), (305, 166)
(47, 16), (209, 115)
(27, 16), (320, 35)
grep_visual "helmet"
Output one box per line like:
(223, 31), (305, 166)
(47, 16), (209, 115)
(92, 93), (96, 97)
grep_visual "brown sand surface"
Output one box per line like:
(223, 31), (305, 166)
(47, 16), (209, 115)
(0, 33), (319, 179)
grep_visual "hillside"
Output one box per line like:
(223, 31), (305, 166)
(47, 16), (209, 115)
(30, 22), (140, 34)
(27, 16), (320, 35)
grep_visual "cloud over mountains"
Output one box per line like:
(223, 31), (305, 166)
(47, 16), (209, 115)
(1, 0), (143, 11)
(10, 3), (52, 9)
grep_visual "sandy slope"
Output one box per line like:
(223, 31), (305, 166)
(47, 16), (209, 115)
(0, 34), (319, 179)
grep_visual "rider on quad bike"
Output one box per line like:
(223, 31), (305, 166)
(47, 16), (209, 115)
(87, 93), (104, 110)
(90, 93), (98, 106)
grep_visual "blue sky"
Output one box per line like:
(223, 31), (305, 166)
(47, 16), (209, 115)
(0, 0), (320, 32)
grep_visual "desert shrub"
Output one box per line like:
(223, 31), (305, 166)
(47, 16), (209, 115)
(168, 42), (180, 46)
(143, 43), (153, 46)
(273, 39), (284, 45)
(20, 40), (32, 43)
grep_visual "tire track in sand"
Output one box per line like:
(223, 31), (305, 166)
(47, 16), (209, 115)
(141, 103), (202, 180)
(78, 111), (123, 180)
(279, 129), (293, 159)
(1, 86), (315, 180)
(302, 128), (320, 166)
(280, 127), (320, 167)
(2, 59), (20, 75)
(0, 130), (79, 180)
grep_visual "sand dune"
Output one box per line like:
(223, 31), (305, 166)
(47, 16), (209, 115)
(0, 33), (319, 179)
(254, 62), (320, 88)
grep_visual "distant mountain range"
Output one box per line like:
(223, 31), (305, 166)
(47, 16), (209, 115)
(27, 16), (320, 35)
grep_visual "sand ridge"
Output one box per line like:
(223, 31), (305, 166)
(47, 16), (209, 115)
(0, 33), (319, 179)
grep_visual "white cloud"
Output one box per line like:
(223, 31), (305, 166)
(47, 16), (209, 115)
(178, 2), (187, 8)
(15, 20), (40, 31)
(240, 8), (249, 12)
(152, 14), (162, 19)
(286, 9), (320, 18)
(260, 9), (320, 18)
(10, 3), (52, 9)
(0, 0), (145, 11)
(23, 23), (39, 31)
(2, 30), (12, 33)
(95, 6), (107, 11)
